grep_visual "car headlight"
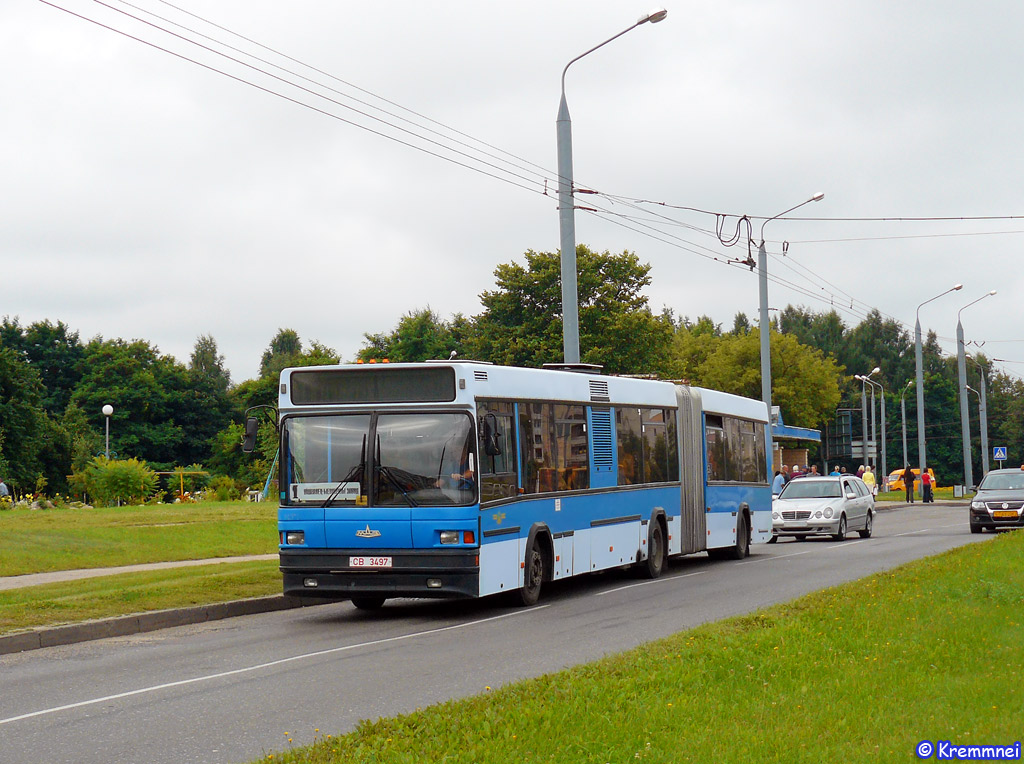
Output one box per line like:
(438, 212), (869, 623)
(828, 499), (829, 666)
(824, 507), (834, 519)
(971, 501), (986, 510)
(772, 512), (780, 520)
(814, 510), (822, 519)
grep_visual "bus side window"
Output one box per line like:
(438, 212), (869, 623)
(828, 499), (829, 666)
(617, 408), (642, 486)
(477, 401), (517, 503)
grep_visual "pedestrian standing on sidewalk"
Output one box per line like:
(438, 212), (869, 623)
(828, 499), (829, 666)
(902, 464), (916, 503)
(0, 477), (9, 502)
(921, 469), (934, 503)
(863, 465), (877, 495)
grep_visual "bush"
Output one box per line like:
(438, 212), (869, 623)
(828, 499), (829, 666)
(207, 475), (240, 502)
(71, 457), (159, 507)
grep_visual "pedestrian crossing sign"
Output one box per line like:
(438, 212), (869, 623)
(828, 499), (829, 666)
(994, 446), (1007, 460)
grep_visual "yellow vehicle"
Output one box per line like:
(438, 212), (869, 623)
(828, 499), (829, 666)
(887, 468), (936, 492)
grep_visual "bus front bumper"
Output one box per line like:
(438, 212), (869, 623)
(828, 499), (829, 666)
(279, 548), (479, 600)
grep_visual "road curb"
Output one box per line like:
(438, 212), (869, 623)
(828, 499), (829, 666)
(0, 595), (333, 656)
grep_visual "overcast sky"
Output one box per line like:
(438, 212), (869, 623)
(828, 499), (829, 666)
(5, 0), (1024, 384)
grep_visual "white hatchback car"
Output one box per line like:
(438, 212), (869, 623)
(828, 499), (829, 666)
(770, 476), (874, 542)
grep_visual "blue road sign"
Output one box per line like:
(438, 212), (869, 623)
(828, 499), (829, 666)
(993, 446), (1007, 461)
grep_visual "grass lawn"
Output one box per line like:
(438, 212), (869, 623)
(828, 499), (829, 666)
(0, 500), (278, 576)
(259, 529), (1024, 764)
(0, 560), (281, 634)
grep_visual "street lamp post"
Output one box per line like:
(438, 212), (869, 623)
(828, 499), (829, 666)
(862, 376), (886, 486)
(856, 368), (880, 468)
(965, 385), (983, 475)
(757, 192), (825, 422)
(899, 380), (913, 472)
(915, 284), (963, 495)
(956, 291), (996, 490)
(556, 8), (667, 364)
(102, 404), (114, 460)
(967, 356), (991, 476)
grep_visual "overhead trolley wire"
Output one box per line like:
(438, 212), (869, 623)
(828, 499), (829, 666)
(41, 0), (554, 197)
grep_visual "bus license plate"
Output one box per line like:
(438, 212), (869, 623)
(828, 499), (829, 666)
(350, 556), (392, 568)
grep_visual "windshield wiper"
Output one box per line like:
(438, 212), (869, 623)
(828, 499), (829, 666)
(377, 465), (418, 507)
(320, 435), (366, 508)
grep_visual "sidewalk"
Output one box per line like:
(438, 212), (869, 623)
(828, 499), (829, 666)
(0, 554), (278, 591)
(0, 553), (333, 656)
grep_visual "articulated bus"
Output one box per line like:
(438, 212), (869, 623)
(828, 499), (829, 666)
(257, 361), (771, 609)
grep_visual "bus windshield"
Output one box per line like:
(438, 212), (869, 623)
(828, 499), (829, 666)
(283, 412), (476, 507)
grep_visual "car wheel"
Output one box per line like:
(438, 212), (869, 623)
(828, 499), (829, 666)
(795, 534), (807, 541)
(767, 534), (778, 544)
(970, 523), (983, 534)
(832, 514), (847, 541)
(351, 596), (386, 610)
(858, 511), (873, 539)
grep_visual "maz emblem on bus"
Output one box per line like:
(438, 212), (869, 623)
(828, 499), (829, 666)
(356, 525), (382, 539)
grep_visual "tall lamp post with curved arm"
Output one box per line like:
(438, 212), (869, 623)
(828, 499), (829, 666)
(862, 375), (886, 485)
(855, 368), (880, 467)
(915, 284), (963, 494)
(899, 379), (913, 474)
(967, 355), (991, 476)
(757, 192), (825, 421)
(556, 8), (668, 364)
(956, 291), (996, 490)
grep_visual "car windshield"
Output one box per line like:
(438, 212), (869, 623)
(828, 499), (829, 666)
(283, 412), (476, 506)
(978, 473), (1024, 491)
(779, 480), (842, 499)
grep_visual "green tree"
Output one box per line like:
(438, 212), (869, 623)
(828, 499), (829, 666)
(0, 317), (85, 417)
(259, 328), (303, 378)
(470, 245), (674, 375)
(695, 329), (843, 428)
(190, 334), (231, 391)
(70, 338), (188, 469)
(0, 344), (50, 491)
(358, 308), (463, 362)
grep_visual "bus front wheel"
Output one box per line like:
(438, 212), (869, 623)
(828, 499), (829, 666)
(517, 542), (544, 606)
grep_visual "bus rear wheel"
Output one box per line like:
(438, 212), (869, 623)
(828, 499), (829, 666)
(517, 542), (544, 606)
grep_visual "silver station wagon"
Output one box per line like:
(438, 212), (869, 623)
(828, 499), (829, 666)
(770, 476), (874, 542)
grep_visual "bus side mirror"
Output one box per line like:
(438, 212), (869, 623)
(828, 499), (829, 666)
(242, 417), (259, 453)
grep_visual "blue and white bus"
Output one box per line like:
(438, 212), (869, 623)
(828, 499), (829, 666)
(257, 361), (771, 609)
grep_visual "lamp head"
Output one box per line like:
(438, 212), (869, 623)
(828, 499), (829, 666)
(870, 366), (881, 376)
(989, 289), (997, 296)
(953, 283), (963, 291)
(639, 8), (668, 23)
(810, 192), (825, 202)
(102, 404), (114, 417)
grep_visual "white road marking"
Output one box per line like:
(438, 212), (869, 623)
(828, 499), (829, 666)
(0, 606), (548, 726)
(738, 548), (814, 564)
(596, 570), (706, 596)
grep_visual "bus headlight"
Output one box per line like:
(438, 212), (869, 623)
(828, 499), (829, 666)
(440, 531), (459, 544)
(284, 531), (305, 546)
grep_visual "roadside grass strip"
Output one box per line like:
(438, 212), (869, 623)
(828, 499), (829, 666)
(0, 500), (277, 576)
(262, 531), (1024, 764)
(0, 561), (281, 634)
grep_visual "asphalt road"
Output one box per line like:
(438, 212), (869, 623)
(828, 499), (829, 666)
(0, 504), (987, 764)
